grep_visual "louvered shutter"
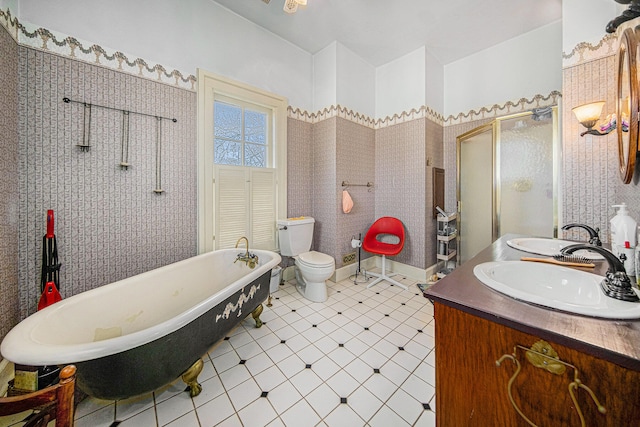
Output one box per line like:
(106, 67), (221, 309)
(250, 168), (276, 249)
(215, 166), (248, 249)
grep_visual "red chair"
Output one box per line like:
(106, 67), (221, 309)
(362, 217), (407, 290)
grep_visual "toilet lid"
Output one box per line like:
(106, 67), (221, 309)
(297, 251), (335, 268)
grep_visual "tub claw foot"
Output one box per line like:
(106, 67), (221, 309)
(252, 304), (264, 328)
(181, 358), (204, 397)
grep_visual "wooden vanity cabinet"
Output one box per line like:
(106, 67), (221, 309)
(434, 303), (640, 426)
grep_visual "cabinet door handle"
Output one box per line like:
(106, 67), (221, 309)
(496, 340), (606, 427)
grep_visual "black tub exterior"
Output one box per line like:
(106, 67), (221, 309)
(75, 270), (271, 400)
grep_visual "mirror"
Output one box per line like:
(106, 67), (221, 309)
(616, 27), (638, 184)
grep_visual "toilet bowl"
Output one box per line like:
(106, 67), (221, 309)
(294, 251), (335, 302)
(276, 217), (335, 303)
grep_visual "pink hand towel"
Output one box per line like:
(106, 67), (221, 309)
(342, 190), (354, 213)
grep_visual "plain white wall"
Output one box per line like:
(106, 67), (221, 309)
(313, 42), (338, 112)
(426, 49), (445, 115)
(18, 0), (314, 111)
(375, 47), (427, 119)
(563, 0), (626, 53)
(336, 43), (375, 118)
(444, 20), (562, 117)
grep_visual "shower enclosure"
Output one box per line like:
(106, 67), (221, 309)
(456, 107), (559, 264)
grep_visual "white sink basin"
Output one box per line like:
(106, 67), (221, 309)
(473, 261), (640, 319)
(507, 237), (604, 260)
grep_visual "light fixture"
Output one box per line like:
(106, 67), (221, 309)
(572, 101), (615, 137)
(284, 0), (307, 14)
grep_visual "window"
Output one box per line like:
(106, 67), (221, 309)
(197, 70), (287, 253)
(214, 97), (271, 167)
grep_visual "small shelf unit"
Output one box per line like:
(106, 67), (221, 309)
(436, 213), (457, 275)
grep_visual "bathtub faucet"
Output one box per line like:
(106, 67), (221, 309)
(235, 237), (259, 269)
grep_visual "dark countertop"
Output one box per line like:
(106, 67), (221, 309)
(424, 234), (640, 371)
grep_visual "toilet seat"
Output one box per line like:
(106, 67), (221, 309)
(296, 251), (334, 268)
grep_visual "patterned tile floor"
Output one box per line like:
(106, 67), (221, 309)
(73, 273), (437, 427)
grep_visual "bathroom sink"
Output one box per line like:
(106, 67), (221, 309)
(507, 237), (604, 260)
(473, 261), (640, 319)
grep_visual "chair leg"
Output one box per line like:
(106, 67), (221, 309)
(366, 255), (408, 291)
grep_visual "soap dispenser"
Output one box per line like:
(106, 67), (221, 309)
(611, 203), (637, 275)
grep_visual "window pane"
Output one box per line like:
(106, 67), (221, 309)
(245, 143), (266, 167)
(215, 139), (242, 165)
(214, 102), (242, 140)
(245, 109), (267, 144)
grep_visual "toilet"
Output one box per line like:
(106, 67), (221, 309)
(277, 217), (335, 302)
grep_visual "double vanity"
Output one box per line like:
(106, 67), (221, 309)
(425, 235), (640, 426)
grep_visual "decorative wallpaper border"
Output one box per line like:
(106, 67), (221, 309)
(1, 7), (560, 130)
(562, 33), (618, 68)
(0, 8), (196, 91)
(444, 91), (562, 126)
(289, 91), (561, 129)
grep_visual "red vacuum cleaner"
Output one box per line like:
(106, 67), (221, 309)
(38, 210), (62, 310)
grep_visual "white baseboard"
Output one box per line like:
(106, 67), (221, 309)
(0, 358), (14, 396)
(283, 256), (438, 284)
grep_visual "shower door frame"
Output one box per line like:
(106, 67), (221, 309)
(456, 107), (559, 264)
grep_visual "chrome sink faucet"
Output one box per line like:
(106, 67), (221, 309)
(235, 236), (259, 269)
(561, 244), (639, 302)
(561, 223), (602, 246)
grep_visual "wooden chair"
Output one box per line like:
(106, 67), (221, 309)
(0, 365), (76, 427)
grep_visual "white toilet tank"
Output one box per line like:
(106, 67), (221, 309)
(277, 217), (315, 256)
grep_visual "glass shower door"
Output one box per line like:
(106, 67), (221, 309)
(457, 123), (496, 264)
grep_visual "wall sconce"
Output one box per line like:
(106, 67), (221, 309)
(572, 101), (614, 137)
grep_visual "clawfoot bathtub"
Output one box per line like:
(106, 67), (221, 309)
(1, 248), (281, 400)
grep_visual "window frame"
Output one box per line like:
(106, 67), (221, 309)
(197, 69), (287, 253)
(213, 95), (273, 168)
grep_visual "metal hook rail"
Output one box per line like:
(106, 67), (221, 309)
(62, 97), (177, 123)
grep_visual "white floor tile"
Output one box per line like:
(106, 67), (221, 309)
(155, 392), (194, 426)
(191, 375), (225, 408)
(254, 365), (287, 391)
(363, 373), (397, 402)
(219, 364), (252, 390)
(75, 278), (438, 426)
(305, 383), (340, 418)
(196, 393), (236, 427)
(289, 367), (323, 396)
(267, 380), (303, 413)
(369, 404), (411, 427)
(163, 410), (199, 427)
(380, 359), (411, 386)
(348, 386), (384, 422)
(227, 377), (261, 411)
(323, 403), (366, 427)
(115, 392), (154, 421)
(277, 353), (305, 379)
(325, 370), (359, 397)
(280, 399), (321, 427)
(386, 388), (423, 425)
(237, 396), (278, 427)
(118, 406), (157, 426)
(245, 351), (276, 376)
(74, 404), (115, 427)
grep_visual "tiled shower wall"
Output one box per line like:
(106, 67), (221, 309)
(0, 24), (19, 341)
(17, 46), (197, 318)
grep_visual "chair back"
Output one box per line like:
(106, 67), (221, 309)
(362, 217), (405, 256)
(0, 365), (76, 427)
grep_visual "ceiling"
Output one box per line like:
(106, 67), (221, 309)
(211, 0), (563, 66)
